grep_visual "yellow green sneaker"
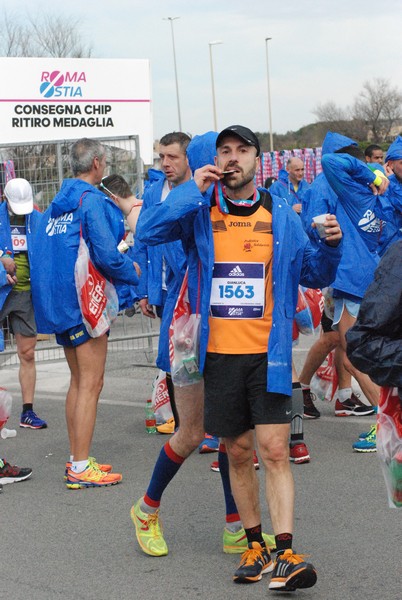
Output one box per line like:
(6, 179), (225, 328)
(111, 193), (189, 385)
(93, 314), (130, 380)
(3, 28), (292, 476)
(130, 499), (168, 556)
(223, 527), (276, 554)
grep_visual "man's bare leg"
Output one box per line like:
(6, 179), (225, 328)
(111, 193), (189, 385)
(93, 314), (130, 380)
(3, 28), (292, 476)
(299, 330), (339, 385)
(256, 423), (294, 535)
(64, 346), (79, 456)
(169, 379), (205, 458)
(15, 333), (36, 405)
(66, 335), (108, 461)
(223, 429), (260, 528)
(338, 310), (379, 406)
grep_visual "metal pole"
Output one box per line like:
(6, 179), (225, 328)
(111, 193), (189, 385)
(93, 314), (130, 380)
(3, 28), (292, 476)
(164, 17), (182, 130)
(265, 37), (274, 152)
(209, 41), (222, 131)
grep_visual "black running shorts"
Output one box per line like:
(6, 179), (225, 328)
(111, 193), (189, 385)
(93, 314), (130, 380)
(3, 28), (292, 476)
(321, 311), (333, 333)
(203, 352), (292, 438)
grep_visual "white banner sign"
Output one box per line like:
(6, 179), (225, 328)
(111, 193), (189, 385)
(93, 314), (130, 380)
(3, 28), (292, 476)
(0, 57), (153, 164)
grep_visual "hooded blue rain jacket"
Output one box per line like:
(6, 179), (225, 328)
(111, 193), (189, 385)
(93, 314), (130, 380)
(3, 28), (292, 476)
(302, 132), (379, 299)
(0, 202), (42, 310)
(30, 179), (139, 334)
(269, 168), (310, 207)
(136, 133), (342, 396)
(134, 174), (187, 307)
(134, 172), (187, 368)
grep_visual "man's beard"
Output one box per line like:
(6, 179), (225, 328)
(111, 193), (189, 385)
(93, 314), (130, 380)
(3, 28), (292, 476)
(225, 166), (256, 193)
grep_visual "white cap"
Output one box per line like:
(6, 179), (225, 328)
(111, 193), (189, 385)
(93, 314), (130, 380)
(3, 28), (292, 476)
(4, 178), (33, 215)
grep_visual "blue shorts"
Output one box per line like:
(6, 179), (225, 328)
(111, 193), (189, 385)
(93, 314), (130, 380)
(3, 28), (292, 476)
(56, 323), (92, 347)
(332, 297), (361, 330)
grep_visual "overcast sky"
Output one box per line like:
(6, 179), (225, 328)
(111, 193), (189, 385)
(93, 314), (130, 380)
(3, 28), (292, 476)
(2, 0), (402, 141)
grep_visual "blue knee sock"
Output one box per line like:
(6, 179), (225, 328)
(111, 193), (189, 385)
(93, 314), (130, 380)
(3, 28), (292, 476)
(218, 443), (241, 527)
(144, 442), (185, 509)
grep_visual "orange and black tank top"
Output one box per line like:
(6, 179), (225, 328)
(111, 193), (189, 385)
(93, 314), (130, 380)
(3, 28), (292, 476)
(207, 192), (274, 354)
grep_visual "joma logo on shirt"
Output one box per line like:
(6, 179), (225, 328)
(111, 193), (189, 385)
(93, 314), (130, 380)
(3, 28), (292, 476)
(228, 222), (251, 227)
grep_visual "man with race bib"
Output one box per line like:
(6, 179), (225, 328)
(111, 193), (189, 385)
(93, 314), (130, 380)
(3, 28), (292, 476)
(135, 126), (343, 592)
(0, 178), (47, 429)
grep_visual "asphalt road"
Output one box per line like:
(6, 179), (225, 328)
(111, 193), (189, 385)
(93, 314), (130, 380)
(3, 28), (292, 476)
(1, 339), (401, 600)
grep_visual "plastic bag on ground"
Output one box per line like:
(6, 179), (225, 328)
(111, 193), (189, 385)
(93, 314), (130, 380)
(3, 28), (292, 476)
(0, 387), (12, 430)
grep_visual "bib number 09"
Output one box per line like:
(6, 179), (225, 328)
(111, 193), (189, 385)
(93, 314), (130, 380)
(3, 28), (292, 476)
(218, 284), (254, 299)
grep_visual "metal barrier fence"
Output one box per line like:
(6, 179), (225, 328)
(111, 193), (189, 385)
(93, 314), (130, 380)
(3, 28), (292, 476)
(0, 134), (143, 211)
(0, 135), (153, 365)
(0, 309), (160, 367)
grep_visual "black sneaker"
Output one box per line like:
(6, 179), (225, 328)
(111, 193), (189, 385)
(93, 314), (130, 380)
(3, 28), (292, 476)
(302, 389), (320, 419)
(269, 548), (317, 591)
(335, 397), (375, 417)
(233, 541), (273, 583)
(0, 459), (32, 484)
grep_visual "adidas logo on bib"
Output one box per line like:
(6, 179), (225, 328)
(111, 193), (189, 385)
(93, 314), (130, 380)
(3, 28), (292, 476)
(228, 265), (245, 277)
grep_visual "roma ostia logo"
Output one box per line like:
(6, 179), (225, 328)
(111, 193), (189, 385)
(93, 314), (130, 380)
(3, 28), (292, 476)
(358, 209), (381, 233)
(45, 213), (74, 236)
(39, 70), (86, 98)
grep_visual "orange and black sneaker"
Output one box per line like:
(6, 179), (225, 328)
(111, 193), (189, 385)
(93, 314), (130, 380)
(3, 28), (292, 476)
(233, 541), (273, 583)
(64, 457), (112, 481)
(269, 549), (317, 591)
(66, 464), (122, 489)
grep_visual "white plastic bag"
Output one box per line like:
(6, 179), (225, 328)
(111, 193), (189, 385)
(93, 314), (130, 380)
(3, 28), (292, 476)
(74, 236), (119, 337)
(0, 387), (12, 429)
(169, 269), (202, 387)
(151, 370), (173, 424)
(310, 350), (338, 402)
(377, 387), (402, 509)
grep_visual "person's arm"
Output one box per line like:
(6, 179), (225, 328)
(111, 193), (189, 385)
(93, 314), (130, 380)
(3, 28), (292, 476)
(299, 214), (343, 290)
(83, 196), (140, 286)
(321, 153), (387, 199)
(301, 178), (338, 239)
(137, 166), (220, 246)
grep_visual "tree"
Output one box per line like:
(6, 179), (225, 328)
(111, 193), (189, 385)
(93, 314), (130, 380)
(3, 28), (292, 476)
(0, 10), (93, 209)
(313, 101), (349, 123)
(0, 11), (92, 58)
(352, 78), (402, 143)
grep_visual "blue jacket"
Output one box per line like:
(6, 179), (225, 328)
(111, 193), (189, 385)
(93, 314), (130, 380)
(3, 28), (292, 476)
(134, 173), (187, 368)
(321, 153), (386, 254)
(136, 177), (342, 396)
(134, 175), (187, 306)
(0, 201), (42, 310)
(375, 174), (402, 254)
(0, 261), (7, 287)
(30, 179), (139, 334)
(269, 169), (310, 207)
(302, 132), (379, 299)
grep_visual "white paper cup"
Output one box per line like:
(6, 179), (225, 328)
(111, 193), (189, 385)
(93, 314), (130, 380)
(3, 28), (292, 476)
(1, 427), (17, 439)
(313, 214), (329, 238)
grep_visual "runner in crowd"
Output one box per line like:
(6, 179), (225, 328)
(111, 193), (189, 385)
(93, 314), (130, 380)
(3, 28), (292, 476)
(134, 126), (343, 591)
(31, 138), (140, 489)
(130, 130), (275, 562)
(0, 178), (47, 429)
(269, 156), (310, 214)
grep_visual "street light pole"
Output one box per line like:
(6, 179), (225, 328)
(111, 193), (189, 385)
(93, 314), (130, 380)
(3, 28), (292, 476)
(265, 37), (274, 152)
(209, 40), (222, 131)
(164, 16), (182, 131)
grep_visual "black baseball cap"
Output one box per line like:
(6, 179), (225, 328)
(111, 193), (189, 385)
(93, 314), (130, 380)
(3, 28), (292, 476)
(216, 125), (260, 156)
